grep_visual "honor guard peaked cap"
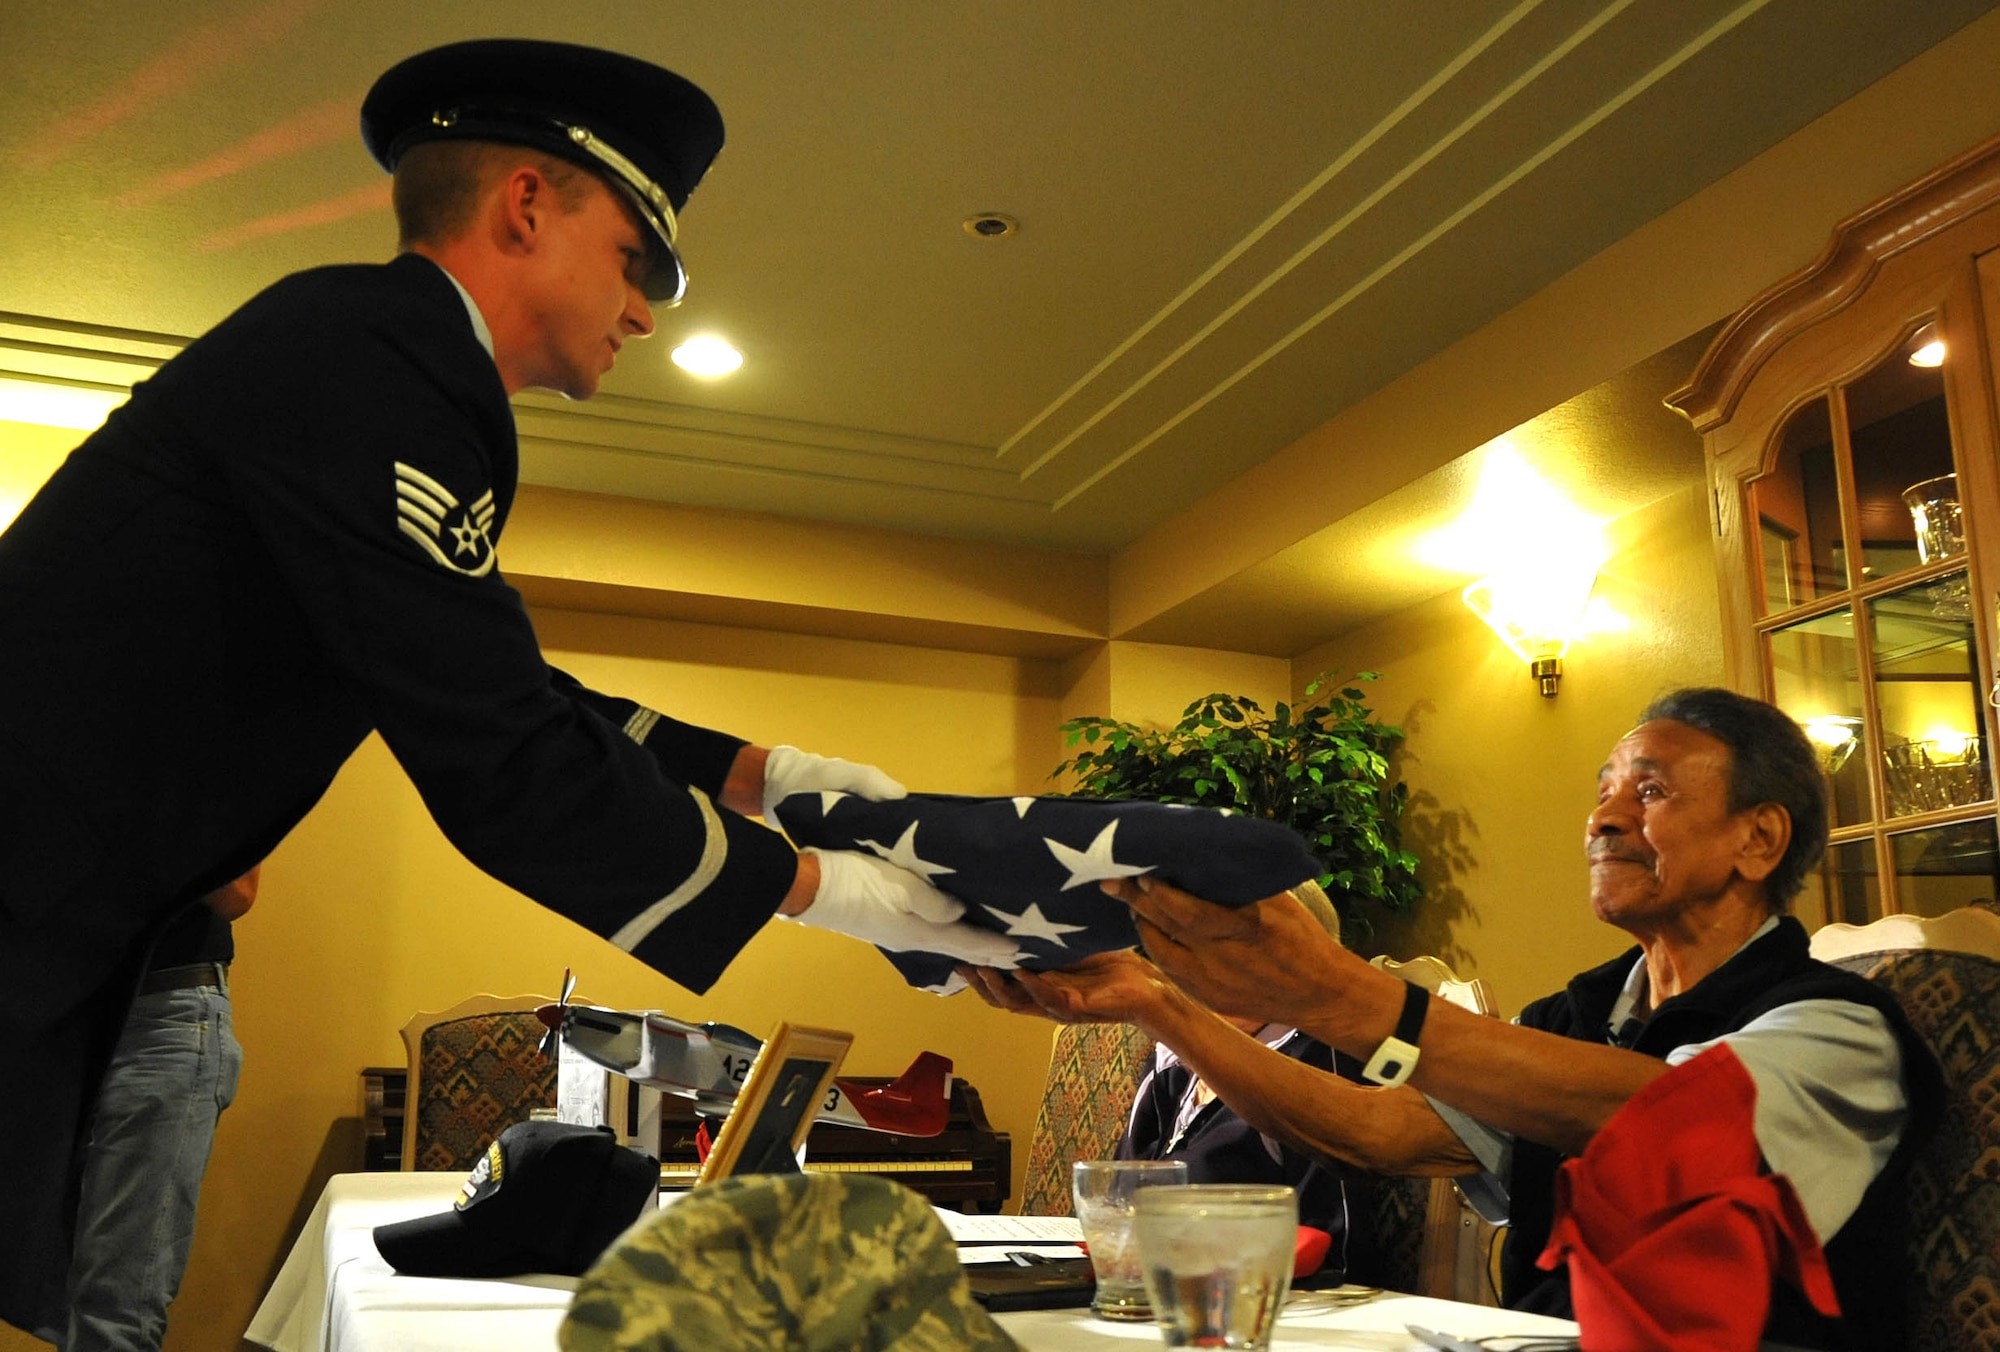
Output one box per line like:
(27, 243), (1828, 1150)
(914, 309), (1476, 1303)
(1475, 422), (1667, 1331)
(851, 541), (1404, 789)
(361, 38), (724, 304)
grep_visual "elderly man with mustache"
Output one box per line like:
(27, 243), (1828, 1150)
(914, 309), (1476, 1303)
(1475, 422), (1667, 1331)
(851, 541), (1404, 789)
(963, 687), (1938, 1351)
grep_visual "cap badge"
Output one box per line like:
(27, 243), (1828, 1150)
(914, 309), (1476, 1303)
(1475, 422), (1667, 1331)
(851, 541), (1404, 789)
(456, 1139), (504, 1209)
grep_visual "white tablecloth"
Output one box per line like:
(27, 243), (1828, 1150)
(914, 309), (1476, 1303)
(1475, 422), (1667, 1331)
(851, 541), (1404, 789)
(245, 1172), (578, 1352)
(245, 1172), (1580, 1352)
(994, 1295), (1576, 1350)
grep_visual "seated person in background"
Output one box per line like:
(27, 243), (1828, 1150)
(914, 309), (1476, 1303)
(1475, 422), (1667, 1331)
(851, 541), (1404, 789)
(965, 688), (1938, 1351)
(1114, 885), (1375, 1287)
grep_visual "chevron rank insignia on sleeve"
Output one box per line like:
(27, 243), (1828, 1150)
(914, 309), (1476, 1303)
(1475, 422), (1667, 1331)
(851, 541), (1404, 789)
(395, 461), (497, 576)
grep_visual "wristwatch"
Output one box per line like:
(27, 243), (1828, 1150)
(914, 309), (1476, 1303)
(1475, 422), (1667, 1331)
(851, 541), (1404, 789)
(1361, 980), (1430, 1087)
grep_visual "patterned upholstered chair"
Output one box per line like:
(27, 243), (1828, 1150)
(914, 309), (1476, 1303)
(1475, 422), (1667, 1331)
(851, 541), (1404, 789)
(1369, 954), (1501, 1305)
(1018, 1021), (1155, 1215)
(399, 993), (560, 1173)
(1811, 902), (2000, 1352)
(1020, 883), (1348, 1219)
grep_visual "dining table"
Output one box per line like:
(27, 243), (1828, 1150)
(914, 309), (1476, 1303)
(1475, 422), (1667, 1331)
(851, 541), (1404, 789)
(244, 1171), (1583, 1351)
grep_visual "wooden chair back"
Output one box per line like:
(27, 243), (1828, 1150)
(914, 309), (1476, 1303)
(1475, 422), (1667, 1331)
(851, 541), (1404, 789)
(399, 993), (559, 1173)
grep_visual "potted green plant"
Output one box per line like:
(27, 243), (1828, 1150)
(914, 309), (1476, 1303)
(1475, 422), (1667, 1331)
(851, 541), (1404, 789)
(1053, 672), (1421, 940)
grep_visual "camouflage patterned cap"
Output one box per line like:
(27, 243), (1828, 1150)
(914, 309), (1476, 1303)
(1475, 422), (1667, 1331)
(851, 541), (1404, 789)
(561, 1173), (1022, 1352)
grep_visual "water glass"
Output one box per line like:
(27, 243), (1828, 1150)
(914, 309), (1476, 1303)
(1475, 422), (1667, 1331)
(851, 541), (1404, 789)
(1071, 1159), (1190, 1320)
(1134, 1184), (1298, 1350)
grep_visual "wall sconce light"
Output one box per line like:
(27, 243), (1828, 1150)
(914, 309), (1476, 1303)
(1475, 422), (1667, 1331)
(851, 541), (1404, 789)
(1462, 563), (1600, 698)
(1908, 321), (1945, 368)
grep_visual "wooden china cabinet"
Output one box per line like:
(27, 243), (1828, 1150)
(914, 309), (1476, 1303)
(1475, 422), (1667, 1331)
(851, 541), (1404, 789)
(1669, 134), (2000, 930)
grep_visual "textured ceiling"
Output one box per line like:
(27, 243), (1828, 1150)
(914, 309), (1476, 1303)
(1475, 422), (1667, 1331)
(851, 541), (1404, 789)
(1, 0), (1994, 564)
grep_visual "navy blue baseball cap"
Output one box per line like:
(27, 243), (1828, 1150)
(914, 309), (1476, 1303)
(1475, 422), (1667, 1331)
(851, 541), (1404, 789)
(373, 1121), (660, 1278)
(361, 39), (725, 304)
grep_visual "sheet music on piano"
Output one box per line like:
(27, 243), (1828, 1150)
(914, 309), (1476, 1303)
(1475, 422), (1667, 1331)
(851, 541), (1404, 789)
(936, 1210), (1085, 1264)
(934, 1211), (1082, 1243)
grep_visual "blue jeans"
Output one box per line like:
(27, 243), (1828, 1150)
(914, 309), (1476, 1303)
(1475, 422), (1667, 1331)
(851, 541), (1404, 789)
(58, 972), (242, 1352)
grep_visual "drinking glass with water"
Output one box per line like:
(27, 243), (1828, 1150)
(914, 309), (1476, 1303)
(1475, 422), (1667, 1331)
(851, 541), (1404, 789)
(1071, 1160), (1190, 1320)
(1134, 1184), (1298, 1350)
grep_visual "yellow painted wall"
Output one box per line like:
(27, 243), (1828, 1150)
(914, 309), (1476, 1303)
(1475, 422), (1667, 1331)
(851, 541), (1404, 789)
(0, 418), (84, 531)
(1292, 486), (1726, 1013)
(504, 484), (1106, 644)
(1058, 641), (1290, 728)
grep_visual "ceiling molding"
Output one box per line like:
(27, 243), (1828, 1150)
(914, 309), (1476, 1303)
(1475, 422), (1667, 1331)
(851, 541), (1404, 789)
(994, 0), (1549, 479)
(511, 574), (1102, 660)
(1001, 0), (1778, 515)
(1108, 5), (2000, 636)
(8, 0), (1997, 575)
(512, 389), (1034, 503)
(0, 312), (183, 390)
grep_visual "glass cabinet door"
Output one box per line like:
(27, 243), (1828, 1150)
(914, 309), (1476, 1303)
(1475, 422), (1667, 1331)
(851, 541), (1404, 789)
(1868, 579), (1988, 818)
(1752, 399), (1844, 610)
(1766, 608), (1866, 825)
(1890, 819), (2000, 918)
(1747, 320), (1998, 926)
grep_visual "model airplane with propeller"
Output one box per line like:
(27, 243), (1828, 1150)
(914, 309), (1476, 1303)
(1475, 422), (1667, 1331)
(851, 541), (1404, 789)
(533, 972), (954, 1138)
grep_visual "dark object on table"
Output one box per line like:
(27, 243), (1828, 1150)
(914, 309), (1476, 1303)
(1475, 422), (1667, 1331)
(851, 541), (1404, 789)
(373, 1121), (658, 1278)
(965, 1256), (1097, 1311)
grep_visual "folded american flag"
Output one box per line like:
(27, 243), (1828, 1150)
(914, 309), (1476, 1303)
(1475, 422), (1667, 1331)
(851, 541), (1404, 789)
(773, 792), (1320, 991)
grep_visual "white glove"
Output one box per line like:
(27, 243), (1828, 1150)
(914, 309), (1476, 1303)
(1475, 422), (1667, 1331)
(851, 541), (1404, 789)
(761, 745), (908, 821)
(786, 848), (1026, 968)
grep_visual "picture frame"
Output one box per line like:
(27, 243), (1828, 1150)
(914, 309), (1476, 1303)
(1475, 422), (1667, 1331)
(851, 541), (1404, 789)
(697, 1022), (854, 1184)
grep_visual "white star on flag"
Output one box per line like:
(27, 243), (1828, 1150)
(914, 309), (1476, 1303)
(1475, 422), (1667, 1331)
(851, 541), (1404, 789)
(818, 791), (849, 815)
(982, 901), (1089, 945)
(1045, 820), (1153, 891)
(1011, 797), (1036, 819)
(857, 822), (956, 883)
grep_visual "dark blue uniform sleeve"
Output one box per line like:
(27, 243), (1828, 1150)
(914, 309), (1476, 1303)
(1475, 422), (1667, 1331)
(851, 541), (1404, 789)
(548, 668), (746, 798)
(199, 272), (793, 992)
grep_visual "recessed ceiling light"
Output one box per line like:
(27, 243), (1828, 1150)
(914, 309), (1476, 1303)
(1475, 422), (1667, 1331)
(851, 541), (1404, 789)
(671, 336), (742, 378)
(962, 213), (1019, 239)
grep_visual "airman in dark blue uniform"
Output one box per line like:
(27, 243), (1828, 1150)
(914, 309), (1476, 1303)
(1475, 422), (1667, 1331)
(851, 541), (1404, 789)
(0, 40), (1016, 1336)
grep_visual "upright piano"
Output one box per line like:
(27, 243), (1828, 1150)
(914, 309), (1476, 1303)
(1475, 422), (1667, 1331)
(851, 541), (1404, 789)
(654, 1075), (1011, 1212)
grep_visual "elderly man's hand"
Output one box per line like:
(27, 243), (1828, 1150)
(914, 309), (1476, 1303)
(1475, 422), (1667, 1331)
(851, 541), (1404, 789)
(957, 950), (1180, 1027)
(1105, 876), (1356, 1030)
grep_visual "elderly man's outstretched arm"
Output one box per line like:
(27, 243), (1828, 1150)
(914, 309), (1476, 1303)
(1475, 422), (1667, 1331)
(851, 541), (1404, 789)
(963, 947), (1478, 1174)
(1125, 880), (1666, 1157)
(964, 892), (1661, 1165)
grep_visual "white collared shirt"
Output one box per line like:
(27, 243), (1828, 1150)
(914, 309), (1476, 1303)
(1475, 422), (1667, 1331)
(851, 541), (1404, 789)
(419, 255), (495, 361)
